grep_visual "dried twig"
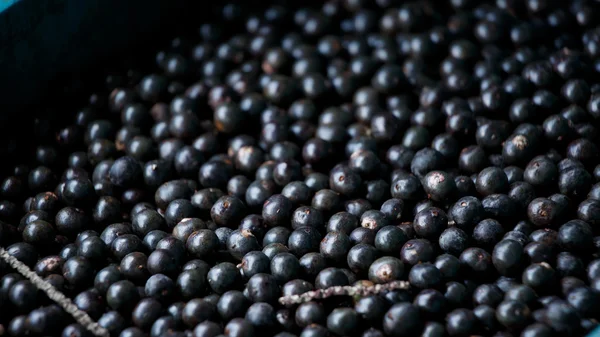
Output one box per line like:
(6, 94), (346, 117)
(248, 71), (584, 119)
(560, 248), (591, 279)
(400, 220), (456, 226)
(278, 280), (411, 306)
(278, 221), (459, 306)
(0, 247), (110, 337)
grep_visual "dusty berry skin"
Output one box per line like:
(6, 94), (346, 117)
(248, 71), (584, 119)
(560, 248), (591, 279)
(4, 2), (600, 337)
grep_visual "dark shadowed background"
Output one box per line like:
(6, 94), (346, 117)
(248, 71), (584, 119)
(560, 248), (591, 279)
(0, 0), (244, 170)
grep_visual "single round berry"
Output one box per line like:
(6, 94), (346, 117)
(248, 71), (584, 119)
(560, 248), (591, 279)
(368, 257), (404, 284)
(422, 171), (457, 202)
(413, 207), (448, 240)
(383, 303), (422, 337)
(327, 308), (359, 337)
(211, 195), (247, 228)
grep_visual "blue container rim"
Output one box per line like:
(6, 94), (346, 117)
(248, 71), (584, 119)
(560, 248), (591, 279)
(588, 326), (600, 337)
(0, 0), (19, 13)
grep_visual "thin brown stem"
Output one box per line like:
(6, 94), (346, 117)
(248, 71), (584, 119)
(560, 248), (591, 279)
(0, 247), (110, 337)
(278, 280), (411, 306)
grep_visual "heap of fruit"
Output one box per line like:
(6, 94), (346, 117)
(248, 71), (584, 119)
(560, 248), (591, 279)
(1, 1), (600, 336)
